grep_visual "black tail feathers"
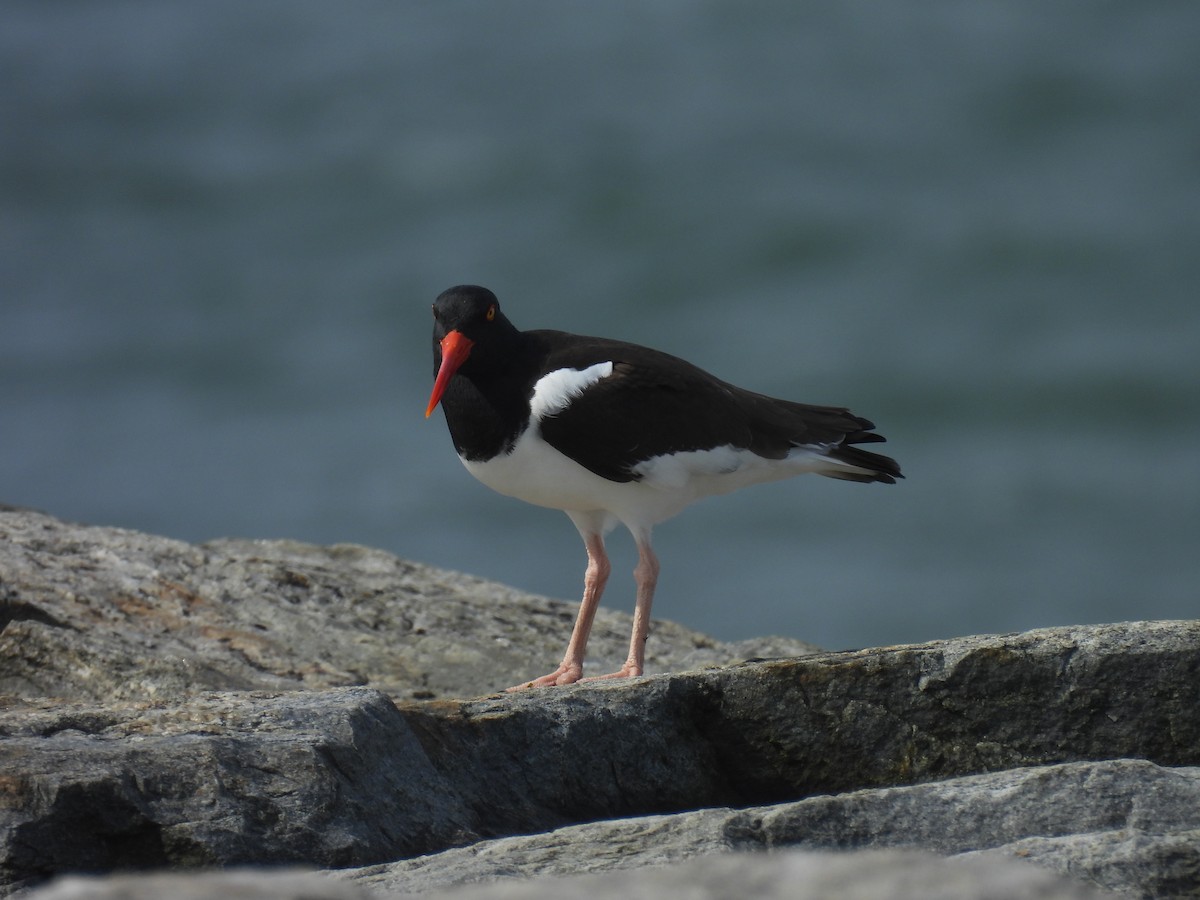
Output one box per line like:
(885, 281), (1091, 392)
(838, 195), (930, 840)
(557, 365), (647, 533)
(825, 428), (903, 484)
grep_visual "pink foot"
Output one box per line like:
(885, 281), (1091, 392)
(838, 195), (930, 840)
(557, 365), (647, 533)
(505, 663), (583, 692)
(580, 663), (643, 682)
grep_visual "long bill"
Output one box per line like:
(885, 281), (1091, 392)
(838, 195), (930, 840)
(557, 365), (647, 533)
(425, 330), (474, 417)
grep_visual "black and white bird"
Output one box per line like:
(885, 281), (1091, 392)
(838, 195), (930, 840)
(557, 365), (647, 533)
(425, 285), (902, 690)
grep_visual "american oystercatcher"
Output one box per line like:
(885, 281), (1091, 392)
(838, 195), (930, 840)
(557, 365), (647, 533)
(426, 285), (902, 690)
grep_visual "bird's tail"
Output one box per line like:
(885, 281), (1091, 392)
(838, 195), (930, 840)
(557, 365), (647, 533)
(822, 429), (903, 484)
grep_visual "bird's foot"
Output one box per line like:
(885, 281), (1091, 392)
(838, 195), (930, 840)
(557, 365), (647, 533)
(580, 663), (643, 682)
(504, 661), (644, 691)
(504, 663), (583, 692)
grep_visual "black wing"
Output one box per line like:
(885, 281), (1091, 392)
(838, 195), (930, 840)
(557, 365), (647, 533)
(531, 333), (899, 484)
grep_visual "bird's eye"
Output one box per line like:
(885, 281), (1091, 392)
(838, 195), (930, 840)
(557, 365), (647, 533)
(486, 304), (496, 322)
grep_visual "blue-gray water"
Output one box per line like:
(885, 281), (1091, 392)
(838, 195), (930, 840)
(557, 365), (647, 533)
(3, 3), (1197, 651)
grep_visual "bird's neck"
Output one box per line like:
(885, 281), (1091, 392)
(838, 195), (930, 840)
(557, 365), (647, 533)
(441, 334), (543, 461)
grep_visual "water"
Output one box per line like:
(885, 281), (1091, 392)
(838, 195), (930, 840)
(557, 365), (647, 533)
(3, 2), (1197, 651)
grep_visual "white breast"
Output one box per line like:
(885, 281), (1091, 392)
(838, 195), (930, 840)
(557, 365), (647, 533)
(462, 360), (687, 528)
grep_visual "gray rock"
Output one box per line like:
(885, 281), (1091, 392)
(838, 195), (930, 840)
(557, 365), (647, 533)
(390, 620), (1200, 837)
(0, 505), (817, 703)
(408, 850), (1118, 900)
(341, 759), (1197, 898)
(4, 635), (1197, 895)
(24, 869), (371, 900)
(2, 507), (1198, 899)
(747, 758), (1200, 898)
(963, 829), (1200, 900)
(346, 806), (736, 893)
(0, 689), (476, 895)
(23, 851), (1116, 900)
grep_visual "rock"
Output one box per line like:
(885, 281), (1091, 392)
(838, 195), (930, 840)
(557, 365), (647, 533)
(0, 689), (477, 894)
(24, 869), (371, 900)
(341, 759), (1198, 898)
(24, 851), (1117, 900)
(4, 630), (1198, 894)
(0, 505), (817, 703)
(2, 506), (1198, 898)
(386, 620), (1200, 838)
(412, 850), (1118, 900)
(964, 830), (1200, 900)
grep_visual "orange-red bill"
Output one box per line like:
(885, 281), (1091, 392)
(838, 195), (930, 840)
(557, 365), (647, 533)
(425, 330), (474, 417)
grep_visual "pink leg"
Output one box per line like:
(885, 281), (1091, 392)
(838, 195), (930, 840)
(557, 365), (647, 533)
(581, 531), (658, 682)
(507, 530), (611, 691)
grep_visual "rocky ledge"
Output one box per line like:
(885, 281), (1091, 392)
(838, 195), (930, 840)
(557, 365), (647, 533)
(1, 506), (1197, 899)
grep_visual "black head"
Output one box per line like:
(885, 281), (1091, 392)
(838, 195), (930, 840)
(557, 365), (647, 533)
(431, 285), (517, 344)
(426, 285), (520, 417)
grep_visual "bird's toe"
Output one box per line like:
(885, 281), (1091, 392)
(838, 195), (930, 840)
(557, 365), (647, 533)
(505, 663), (584, 691)
(579, 663), (643, 682)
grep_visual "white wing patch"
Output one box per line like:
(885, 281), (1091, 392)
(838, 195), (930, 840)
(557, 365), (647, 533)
(529, 361), (614, 421)
(633, 443), (857, 494)
(632, 445), (752, 489)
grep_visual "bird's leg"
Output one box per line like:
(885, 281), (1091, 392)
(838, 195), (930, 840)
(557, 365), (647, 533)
(581, 531), (658, 682)
(507, 530), (610, 690)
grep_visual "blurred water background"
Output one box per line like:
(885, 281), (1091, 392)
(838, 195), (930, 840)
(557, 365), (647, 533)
(3, 2), (1197, 651)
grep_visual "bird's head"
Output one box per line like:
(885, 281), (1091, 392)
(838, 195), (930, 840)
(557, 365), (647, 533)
(426, 285), (516, 417)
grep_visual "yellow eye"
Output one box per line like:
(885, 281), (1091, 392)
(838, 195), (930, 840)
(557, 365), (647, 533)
(486, 304), (496, 322)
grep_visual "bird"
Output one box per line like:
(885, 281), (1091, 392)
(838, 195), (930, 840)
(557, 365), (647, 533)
(425, 285), (902, 690)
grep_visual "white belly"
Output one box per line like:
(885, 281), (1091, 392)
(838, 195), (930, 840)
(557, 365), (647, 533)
(461, 425), (687, 525)
(461, 421), (848, 532)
